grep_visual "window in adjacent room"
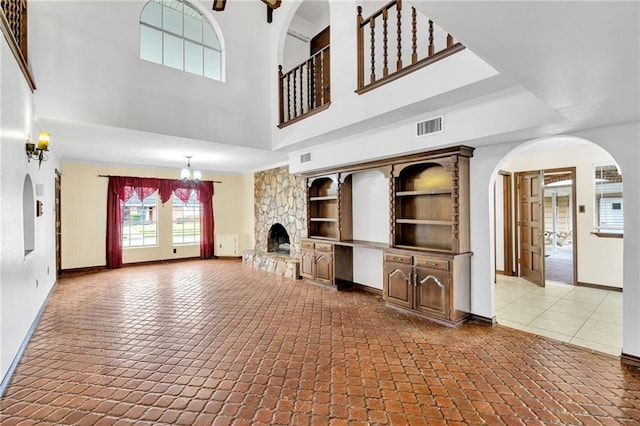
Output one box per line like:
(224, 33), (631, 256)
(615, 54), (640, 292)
(172, 191), (201, 244)
(123, 193), (158, 247)
(140, 0), (223, 80)
(594, 163), (623, 235)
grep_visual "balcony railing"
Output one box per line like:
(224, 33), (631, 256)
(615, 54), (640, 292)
(357, 0), (464, 94)
(1, 0), (35, 90)
(278, 45), (330, 128)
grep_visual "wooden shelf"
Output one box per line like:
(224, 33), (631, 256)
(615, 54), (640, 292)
(310, 196), (338, 201)
(396, 219), (452, 226)
(308, 235), (336, 240)
(395, 190), (452, 197)
(393, 245), (452, 253)
(332, 239), (390, 250)
(310, 218), (338, 222)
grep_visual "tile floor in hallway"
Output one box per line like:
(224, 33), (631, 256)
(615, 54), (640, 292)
(1, 259), (640, 425)
(495, 275), (623, 356)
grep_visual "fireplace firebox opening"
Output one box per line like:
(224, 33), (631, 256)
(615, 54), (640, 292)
(267, 223), (290, 255)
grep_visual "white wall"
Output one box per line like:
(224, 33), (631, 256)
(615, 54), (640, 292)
(29, 1), (272, 151)
(287, 86), (560, 174)
(501, 141), (622, 288)
(61, 163), (254, 269)
(351, 170), (389, 289)
(1, 40), (61, 384)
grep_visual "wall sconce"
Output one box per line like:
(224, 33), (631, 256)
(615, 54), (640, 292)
(26, 132), (50, 168)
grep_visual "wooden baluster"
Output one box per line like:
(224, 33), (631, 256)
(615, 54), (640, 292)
(447, 34), (453, 49)
(278, 65), (284, 125)
(428, 20), (434, 56)
(411, 7), (417, 65)
(286, 72), (291, 121)
(382, 8), (389, 77)
(357, 6), (364, 90)
(299, 63), (304, 114)
(369, 18), (376, 84)
(292, 67), (297, 118)
(320, 50), (325, 105)
(396, 0), (402, 71)
(307, 59), (312, 111)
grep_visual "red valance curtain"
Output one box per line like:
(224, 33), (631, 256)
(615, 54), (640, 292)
(106, 176), (215, 269)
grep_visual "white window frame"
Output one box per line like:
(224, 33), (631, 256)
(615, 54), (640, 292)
(139, 0), (224, 81)
(593, 162), (623, 235)
(123, 192), (159, 248)
(172, 191), (201, 245)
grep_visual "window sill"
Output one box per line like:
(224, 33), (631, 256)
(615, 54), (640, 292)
(592, 232), (623, 239)
(123, 245), (159, 250)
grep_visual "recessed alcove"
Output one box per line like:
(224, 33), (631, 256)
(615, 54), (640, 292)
(23, 174), (35, 256)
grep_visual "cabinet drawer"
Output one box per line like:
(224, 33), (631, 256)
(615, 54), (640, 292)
(315, 243), (333, 252)
(384, 253), (412, 264)
(301, 241), (315, 250)
(414, 256), (449, 271)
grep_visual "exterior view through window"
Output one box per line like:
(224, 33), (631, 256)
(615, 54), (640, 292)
(123, 193), (158, 247)
(173, 191), (201, 244)
(594, 163), (623, 233)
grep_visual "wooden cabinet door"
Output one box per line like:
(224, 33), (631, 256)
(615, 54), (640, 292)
(383, 262), (414, 309)
(315, 252), (333, 285)
(415, 266), (450, 319)
(300, 249), (315, 279)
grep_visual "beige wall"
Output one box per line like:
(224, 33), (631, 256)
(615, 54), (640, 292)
(61, 162), (254, 269)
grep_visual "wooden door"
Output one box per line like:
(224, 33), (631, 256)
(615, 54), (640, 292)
(383, 261), (413, 309)
(314, 251), (333, 285)
(517, 171), (545, 286)
(55, 170), (62, 277)
(310, 26), (330, 107)
(415, 267), (450, 318)
(300, 248), (315, 279)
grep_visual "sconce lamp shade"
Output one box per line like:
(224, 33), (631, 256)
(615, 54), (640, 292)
(212, 0), (226, 11)
(37, 132), (50, 150)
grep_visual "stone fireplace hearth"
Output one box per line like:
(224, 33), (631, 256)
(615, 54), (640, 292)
(242, 166), (307, 279)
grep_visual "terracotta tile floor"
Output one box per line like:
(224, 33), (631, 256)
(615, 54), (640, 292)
(2, 259), (640, 425)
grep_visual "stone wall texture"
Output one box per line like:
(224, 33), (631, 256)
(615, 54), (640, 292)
(254, 166), (307, 258)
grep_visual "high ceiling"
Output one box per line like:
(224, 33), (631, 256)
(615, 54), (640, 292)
(28, 1), (639, 174)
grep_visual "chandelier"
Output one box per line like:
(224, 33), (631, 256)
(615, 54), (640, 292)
(181, 156), (202, 181)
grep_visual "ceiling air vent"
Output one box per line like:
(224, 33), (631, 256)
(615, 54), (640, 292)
(300, 152), (311, 163)
(416, 116), (444, 137)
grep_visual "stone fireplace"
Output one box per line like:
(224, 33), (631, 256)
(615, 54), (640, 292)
(267, 223), (290, 254)
(242, 166), (307, 278)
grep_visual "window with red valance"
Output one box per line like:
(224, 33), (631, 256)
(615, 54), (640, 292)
(106, 176), (214, 268)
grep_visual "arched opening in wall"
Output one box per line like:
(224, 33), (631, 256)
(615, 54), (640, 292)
(267, 223), (290, 255)
(279, 0), (330, 126)
(491, 137), (623, 356)
(23, 174), (35, 256)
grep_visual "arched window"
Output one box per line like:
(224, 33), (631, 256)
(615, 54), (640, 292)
(140, 0), (223, 80)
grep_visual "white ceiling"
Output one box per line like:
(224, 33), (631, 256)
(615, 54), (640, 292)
(29, 1), (639, 174)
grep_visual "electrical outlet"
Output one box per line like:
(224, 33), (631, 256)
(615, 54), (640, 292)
(579, 205), (586, 213)
(173, 248), (177, 254)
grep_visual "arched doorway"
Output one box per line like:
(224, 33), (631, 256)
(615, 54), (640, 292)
(490, 137), (624, 356)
